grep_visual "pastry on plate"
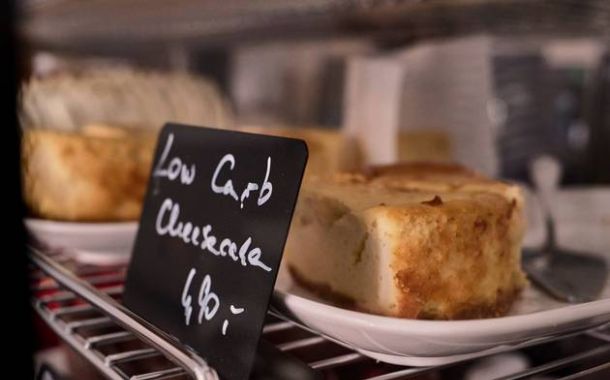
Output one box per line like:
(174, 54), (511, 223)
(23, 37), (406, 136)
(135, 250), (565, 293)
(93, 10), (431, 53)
(397, 130), (452, 163)
(284, 162), (526, 320)
(19, 67), (233, 131)
(22, 125), (156, 221)
(239, 125), (363, 178)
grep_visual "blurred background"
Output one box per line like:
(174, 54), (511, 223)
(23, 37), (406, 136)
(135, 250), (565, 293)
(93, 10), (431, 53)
(18, 0), (610, 184)
(16, 1), (610, 379)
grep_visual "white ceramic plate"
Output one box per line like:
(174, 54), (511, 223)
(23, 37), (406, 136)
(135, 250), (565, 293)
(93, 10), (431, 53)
(272, 186), (610, 366)
(273, 259), (610, 366)
(25, 218), (138, 264)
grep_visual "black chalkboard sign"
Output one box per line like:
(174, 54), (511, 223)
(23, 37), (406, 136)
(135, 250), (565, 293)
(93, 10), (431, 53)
(124, 124), (308, 380)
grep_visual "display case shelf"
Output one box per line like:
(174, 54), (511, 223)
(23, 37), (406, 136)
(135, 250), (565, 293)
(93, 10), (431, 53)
(29, 246), (610, 379)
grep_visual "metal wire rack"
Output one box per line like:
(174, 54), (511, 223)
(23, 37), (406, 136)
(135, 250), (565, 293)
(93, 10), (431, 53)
(30, 246), (610, 380)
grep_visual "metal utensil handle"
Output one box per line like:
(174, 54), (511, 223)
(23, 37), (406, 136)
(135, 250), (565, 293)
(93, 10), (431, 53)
(530, 155), (562, 250)
(29, 246), (219, 380)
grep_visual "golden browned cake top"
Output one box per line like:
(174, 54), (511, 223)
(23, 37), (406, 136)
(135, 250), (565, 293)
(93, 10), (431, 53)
(327, 162), (521, 205)
(362, 162), (477, 178)
(340, 162), (486, 186)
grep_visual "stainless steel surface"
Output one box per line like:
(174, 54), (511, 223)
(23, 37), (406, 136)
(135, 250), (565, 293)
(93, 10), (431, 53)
(30, 247), (610, 379)
(21, 0), (419, 53)
(523, 156), (608, 303)
(20, 0), (610, 55)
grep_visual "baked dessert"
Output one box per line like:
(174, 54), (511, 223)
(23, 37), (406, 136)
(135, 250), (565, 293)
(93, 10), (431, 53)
(19, 68), (233, 221)
(397, 130), (452, 163)
(284, 163), (526, 319)
(20, 68), (233, 131)
(239, 125), (363, 178)
(21, 126), (156, 221)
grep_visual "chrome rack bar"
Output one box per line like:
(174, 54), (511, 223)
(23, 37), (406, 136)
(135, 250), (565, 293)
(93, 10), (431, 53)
(498, 344), (610, 380)
(262, 321), (294, 334)
(29, 246), (218, 380)
(33, 299), (125, 380)
(33, 272), (125, 291)
(559, 362), (610, 380)
(130, 367), (188, 380)
(309, 352), (364, 370)
(277, 336), (326, 352)
(38, 285), (123, 304)
(104, 348), (160, 365)
(84, 331), (135, 349)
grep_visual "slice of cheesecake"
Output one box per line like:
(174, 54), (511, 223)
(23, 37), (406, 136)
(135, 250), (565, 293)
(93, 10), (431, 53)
(21, 127), (156, 221)
(284, 163), (526, 320)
